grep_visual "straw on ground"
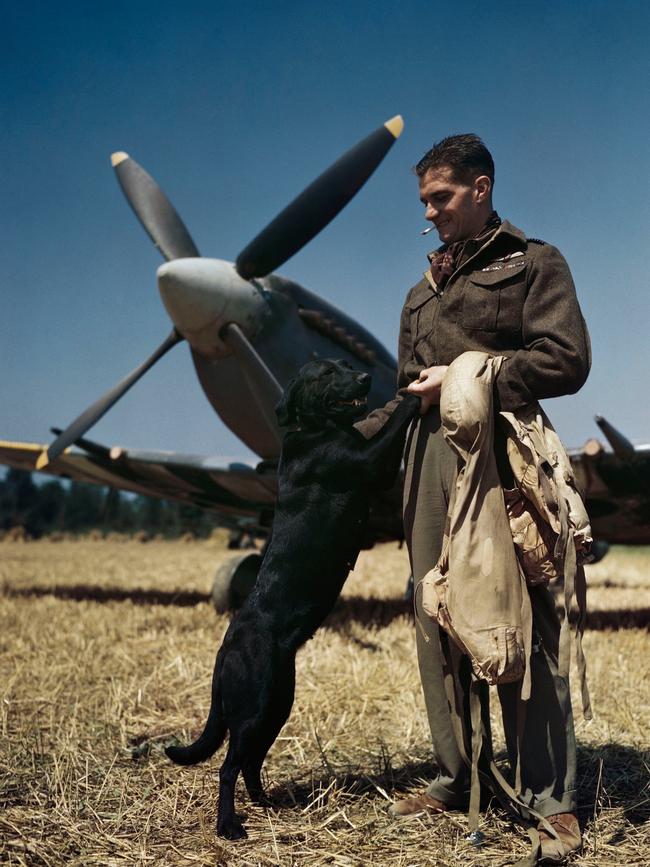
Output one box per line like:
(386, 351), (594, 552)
(1, 539), (648, 866)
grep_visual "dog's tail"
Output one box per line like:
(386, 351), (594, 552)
(165, 700), (227, 765)
(166, 658), (228, 766)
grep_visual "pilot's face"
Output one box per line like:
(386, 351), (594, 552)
(418, 166), (490, 245)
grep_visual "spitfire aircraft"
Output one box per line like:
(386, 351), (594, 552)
(1, 117), (409, 590)
(2, 114), (648, 601)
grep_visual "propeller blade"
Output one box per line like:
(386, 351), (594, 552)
(222, 323), (284, 449)
(235, 115), (404, 279)
(36, 330), (184, 469)
(111, 152), (200, 260)
(49, 428), (112, 459)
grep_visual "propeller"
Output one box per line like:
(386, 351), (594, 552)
(36, 330), (183, 468)
(223, 323), (284, 449)
(111, 152), (200, 261)
(235, 115), (404, 279)
(38, 115), (403, 465)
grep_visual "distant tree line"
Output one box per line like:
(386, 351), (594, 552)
(0, 469), (226, 538)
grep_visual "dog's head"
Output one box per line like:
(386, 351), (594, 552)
(276, 359), (371, 429)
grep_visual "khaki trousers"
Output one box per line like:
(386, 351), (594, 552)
(403, 407), (577, 817)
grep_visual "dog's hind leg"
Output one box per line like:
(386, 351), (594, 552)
(241, 725), (288, 806)
(216, 740), (247, 840)
(242, 664), (296, 806)
(242, 760), (270, 806)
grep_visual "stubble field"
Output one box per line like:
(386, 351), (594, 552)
(1, 539), (648, 866)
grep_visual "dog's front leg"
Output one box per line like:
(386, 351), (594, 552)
(362, 394), (421, 489)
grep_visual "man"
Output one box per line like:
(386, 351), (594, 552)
(356, 134), (590, 862)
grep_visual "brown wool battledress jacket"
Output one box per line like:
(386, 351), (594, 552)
(358, 220), (591, 438)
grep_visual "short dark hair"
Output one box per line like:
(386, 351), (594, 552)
(415, 134), (494, 186)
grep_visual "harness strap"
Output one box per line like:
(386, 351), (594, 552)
(487, 755), (560, 856)
(413, 578), (431, 644)
(468, 680), (483, 833)
(464, 673), (559, 863)
(555, 496), (592, 719)
(513, 827), (542, 867)
(515, 690), (526, 795)
(574, 563), (592, 719)
(520, 569), (533, 702)
(438, 633), (558, 863)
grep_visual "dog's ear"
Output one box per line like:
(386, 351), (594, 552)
(276, 378), (301, 426)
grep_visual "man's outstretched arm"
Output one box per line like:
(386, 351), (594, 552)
(354, 290), (414, 439)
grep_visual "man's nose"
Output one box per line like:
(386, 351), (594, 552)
(425, 203), (438, 221)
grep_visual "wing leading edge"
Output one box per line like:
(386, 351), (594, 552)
(0, 440), (277, 530)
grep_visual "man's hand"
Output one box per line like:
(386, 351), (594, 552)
(407, 366), (449, 414)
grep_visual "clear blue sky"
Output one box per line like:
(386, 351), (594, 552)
(2, 0), (649, 464)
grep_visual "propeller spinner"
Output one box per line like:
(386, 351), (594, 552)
(37, 115), (404, 466)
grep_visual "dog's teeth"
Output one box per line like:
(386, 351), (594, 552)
(338, 398), (366, 407)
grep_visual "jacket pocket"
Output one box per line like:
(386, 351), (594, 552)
(408, 294), (436, 345)
(461, 263), (527, 332)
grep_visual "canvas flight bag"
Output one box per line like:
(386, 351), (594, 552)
(416, 352), (532, 695)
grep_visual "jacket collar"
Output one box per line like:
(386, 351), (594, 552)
(424, 219), (527, 292)
(426, 219), (527, 260)
(493, 220), (527, 245)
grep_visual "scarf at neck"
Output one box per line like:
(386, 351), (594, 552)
(428, 211), (502, 288)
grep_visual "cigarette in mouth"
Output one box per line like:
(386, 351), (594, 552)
(421, 226), (435, 235)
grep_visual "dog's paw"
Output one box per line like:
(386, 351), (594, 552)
(250, 792), (274, 809)
(217, 816), (248, 840)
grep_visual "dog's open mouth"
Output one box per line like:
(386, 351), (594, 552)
(336, 398), (367, 407)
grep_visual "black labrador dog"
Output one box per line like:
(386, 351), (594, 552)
(166, 359), (420, 839)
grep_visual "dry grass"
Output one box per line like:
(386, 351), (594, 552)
(0, 539), (648, 866)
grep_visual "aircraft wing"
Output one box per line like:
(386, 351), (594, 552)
(569, 442), (650, 546)
(0, 439), (277, 531)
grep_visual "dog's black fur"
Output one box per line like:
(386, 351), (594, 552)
(166, 359), (420, 839)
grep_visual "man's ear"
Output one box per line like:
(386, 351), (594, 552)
(474, 174), (492, 204)
(276, 378), (300, 426)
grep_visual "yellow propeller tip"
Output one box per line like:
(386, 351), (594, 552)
(35, 450), (50, 470)
(384, 115), (404, 139)
(111, 151), (129, 167)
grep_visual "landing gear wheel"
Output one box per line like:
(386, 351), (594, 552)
(211, 552), (263, 613)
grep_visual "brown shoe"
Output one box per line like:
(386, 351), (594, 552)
(388, 792), (451, 817)
(538, 813), (582, 863)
